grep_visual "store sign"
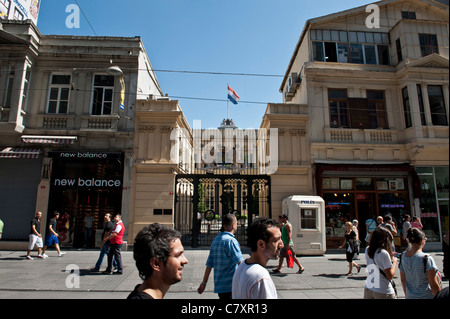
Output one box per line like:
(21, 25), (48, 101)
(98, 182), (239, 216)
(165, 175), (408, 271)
(49, 151), (122, 160)
(54, 178), (121, 188)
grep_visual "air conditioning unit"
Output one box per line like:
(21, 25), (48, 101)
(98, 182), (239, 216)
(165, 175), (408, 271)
(287, 72), (301, 94)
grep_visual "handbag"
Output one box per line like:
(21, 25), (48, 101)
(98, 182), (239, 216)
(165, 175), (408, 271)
(286, 247), (294, 268)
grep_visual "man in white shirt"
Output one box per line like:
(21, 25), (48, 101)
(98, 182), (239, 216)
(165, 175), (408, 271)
(232, 218), (283, 299)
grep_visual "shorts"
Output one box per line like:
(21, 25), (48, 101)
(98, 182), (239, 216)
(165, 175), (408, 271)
(280, 245), (295, 258)
(45, 234), (59, 246)
(28, 234), (43, 250)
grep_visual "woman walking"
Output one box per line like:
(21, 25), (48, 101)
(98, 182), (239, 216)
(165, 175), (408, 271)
(399, 228), (441, 299)
(364, 226), (398, 299)
(339, 222), (361, 275)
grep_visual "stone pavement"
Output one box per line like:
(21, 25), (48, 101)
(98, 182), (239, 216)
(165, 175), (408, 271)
(0, 247), (447, 299)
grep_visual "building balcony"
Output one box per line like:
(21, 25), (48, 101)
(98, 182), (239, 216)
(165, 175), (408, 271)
(34, 114), (121, 132)
(325, 127), (398, 144)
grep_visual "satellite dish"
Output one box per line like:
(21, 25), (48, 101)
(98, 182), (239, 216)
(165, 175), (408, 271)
(106, 65), (123, 76)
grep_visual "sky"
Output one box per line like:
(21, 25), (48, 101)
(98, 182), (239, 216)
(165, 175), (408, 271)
(36, 0), (373, 129)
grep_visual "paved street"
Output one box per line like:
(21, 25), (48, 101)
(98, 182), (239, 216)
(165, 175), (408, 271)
(0, 247), (447, 300)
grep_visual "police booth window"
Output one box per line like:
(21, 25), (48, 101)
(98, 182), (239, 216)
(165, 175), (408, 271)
(300, 208), (317, 229)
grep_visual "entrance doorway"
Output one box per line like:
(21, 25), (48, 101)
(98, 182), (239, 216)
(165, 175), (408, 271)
(47, 151), (124, 248)
(175, 174), (271, 247)
(357, 194), (374, 247)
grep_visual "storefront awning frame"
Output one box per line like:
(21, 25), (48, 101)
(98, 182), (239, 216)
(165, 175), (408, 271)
(0, 147), (41, 159)
(21, 135), (78, 145)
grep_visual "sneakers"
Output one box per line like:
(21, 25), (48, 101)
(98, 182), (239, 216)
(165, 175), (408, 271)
(27, 252), (65, 259)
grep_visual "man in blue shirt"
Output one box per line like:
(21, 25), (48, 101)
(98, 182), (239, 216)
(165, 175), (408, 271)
(197, 213), (243, 299)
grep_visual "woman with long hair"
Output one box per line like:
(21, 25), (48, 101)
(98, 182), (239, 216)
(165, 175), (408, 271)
(339, 222), (361, 275)
(364, 226), (398, 299)
(399, 227), (441, 299)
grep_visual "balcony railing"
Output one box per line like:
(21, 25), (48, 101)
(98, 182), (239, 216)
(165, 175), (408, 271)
(325, 128), (398, 143)
(35, 114), (120, 131)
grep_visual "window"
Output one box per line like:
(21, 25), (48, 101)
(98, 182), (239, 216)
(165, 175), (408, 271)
(396, 38), (403, 63)
(367, 90), (388, 129)
(311, 29), (390, 65)
(312, 41), (325, 62)
(377, 45), (390, 65)
(329, 89), (349, 128)
(419, 34), (439, 57)
(402, 87), (412, 128)
(337, 43), (349, 63)
(364, 45), (377, 64)
(325, 42), (337, 62)
(0, 0), (11, 19)
(13, 7), (23, 20)
(350, 43), (364, 64)
(47, 75), (71, 114)
(428, 85), (448, 126)
(92, 75), (114, 115)
(300, 208), (317, 229)
(417, 84), (427, 125)
(329, 89), (388, 129)
(21, 66), (31, 111)
(401, 11), (416, 19)
(153, 209), (173, 216)
(4, 65), (14, 107)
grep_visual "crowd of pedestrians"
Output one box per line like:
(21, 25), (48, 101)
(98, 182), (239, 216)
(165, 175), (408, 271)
(22, 209), (449, 300)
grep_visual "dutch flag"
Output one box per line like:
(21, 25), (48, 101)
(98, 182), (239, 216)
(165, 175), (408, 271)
(227, 85), (239, 105)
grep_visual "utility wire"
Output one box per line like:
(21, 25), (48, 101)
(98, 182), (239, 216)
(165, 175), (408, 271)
(74, 0), (98, 36)
(150, 69), (284, 78)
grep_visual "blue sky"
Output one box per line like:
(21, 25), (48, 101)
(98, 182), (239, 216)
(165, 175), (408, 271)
(37, 0), (372, 129)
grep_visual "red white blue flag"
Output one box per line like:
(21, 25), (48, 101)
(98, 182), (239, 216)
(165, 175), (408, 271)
(227, 85), (239, 105)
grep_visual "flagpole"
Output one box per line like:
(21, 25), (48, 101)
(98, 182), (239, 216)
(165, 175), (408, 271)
(227, 83), (229, 119)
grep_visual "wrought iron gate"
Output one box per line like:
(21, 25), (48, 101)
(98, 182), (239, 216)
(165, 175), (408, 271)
(174, 175), (271, 247)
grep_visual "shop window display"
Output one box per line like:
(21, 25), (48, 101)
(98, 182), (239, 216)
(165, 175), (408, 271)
(324, 193), (354, 239)
(416, 167), (449, 242)
(322, 175), (410, 247)
(48, 152), (124, 248)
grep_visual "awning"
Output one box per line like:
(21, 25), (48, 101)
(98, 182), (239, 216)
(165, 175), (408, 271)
(0, 147), (41, 159)
(21, 135), (77, 145)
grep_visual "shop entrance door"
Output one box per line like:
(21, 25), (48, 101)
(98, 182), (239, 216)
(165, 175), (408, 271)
(357, 194), (374, 247)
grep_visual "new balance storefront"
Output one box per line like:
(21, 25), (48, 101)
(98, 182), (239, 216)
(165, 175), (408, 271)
(47, 151), (124, 248)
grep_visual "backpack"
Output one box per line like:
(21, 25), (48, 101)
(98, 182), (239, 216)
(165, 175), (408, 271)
(400, 254), (443, 289)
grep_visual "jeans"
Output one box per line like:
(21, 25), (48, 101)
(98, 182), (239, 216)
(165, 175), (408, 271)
(106, 243), (123, 273)
(94, 241), (117, 271)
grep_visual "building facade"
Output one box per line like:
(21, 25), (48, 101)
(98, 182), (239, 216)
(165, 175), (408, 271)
(0, 19), (162, 249)
(0, 0), (40, 24)
(279, 0), (449, 247)
(1, 0), (448, 253)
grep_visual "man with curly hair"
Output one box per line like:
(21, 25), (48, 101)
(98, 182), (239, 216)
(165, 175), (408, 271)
(127, 223), (188, 299)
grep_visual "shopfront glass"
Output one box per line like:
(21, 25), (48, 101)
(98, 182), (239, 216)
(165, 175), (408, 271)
(322, 175), (410, 246)
(416, 166), (449, 242)
(48, 152), (124, 248)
